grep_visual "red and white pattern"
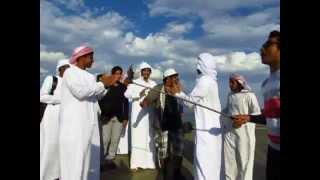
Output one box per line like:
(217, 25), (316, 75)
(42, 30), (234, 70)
(262, 70), (280, 150)
(69, 46), (94, 64)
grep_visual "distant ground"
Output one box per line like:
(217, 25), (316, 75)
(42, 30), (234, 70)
(102, 124), (268, 180)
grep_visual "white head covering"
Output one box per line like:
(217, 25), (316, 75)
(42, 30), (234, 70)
(197, 53), (218, 80)
(139, 62), (152, 71)
(230, 73), (252, 91)
(56, 59), (70, 75)
(163, 68), (178, 79)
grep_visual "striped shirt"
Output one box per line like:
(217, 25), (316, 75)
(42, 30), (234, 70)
(262, 69), (280, 151)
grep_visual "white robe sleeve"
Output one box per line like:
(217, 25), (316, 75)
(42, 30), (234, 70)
(40, 76), (60, 104)
(64, 70), (106, 100)
(124, 84), (140, 102)
(96, 89), (108, 100)
(248, 93), (261, 115)
(176, 78), (208, 109)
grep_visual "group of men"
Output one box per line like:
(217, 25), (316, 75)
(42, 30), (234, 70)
(40, 30), (280, 180)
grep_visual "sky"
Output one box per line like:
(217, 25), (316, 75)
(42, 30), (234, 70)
(40, 0), (280, 109)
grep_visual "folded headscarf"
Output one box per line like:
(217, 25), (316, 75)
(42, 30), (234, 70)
(69, 46), (94, 64)
(230, 73), (252, 91)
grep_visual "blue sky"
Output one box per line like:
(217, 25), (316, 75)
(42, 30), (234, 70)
(40, 0), (280, 108)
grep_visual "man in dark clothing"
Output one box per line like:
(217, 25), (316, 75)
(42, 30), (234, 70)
(141, 68), (185, 180)
(97, 66), (129, 166)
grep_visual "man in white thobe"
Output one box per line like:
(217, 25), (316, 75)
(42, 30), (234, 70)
(223, 73), (261, 180)
(124, 62), (157, 171)
(117, 72), (130, 155)
(59, 46), (116, 180)
(40, 59), (70, 180)
(117, 120), (129, 155)
(171, 53), (224, 180)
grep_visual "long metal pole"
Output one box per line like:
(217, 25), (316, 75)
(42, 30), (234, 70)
(131, 81), (231, 119)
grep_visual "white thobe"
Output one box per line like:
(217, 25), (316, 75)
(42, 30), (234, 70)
(124, 78), (157, 169)
(223, 90), (261, 180)
(176, 75), (223, 180)
(59, 65), (106, 180)
(117, 123), (129, 154)
(40, 75), (62, 180)
(117, 103), (131, 155)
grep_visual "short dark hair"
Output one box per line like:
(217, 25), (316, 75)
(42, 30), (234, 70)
(268, 30), (280, 48)
(269, 30), (280, 40)
(111, 66), (123, 74)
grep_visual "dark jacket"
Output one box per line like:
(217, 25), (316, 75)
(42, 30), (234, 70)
(98, 82), (129, 123)
(144, 84), (183, 132)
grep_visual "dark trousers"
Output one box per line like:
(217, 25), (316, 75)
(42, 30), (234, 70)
(266, 146), (280, 180)
(163, 155), (184, 180)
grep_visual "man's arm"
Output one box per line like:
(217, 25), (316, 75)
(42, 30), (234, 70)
(249, 114), (266, 124)
(141, 85), (161, 108)
(64, 70), (106, 100)
(232, 114), (266, 128)
(248, 93), (265, 124)
(174, 77), (209, 109)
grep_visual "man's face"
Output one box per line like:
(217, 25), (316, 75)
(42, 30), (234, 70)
(165, 74), (179, 86)
(260, 37), (280, 65)
(112, 70), (122, 81)
(141, 68), (151, 79)
(59, 65), (70, 77)
(229, 79), (242, 92)
(83, 53), (94, 68)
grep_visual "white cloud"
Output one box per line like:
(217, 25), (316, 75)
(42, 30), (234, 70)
(40, 0), (273, 86)
(148, 0), (278, 17)
(40, 51), (67, 62)
(118, 31), (268, 76)
(119, 33), (171, 57)
(163, 22), (194, 36)
(40, 44), (47, 51)
(52, 0), (85, 11)
(215, 52), (268, 72)
(148, 0), (280, 51)
(202, 7), (280, 38)
(40, 67), (48, 74)
(150, 68), (163, 80)
(103, 29), (122, 39)
(41, 0), (132, 55)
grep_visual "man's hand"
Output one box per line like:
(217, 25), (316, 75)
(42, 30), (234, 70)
(123, 78), (131, 86)
(232, 115), (250, 129)
(100, 74), (117, 87)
